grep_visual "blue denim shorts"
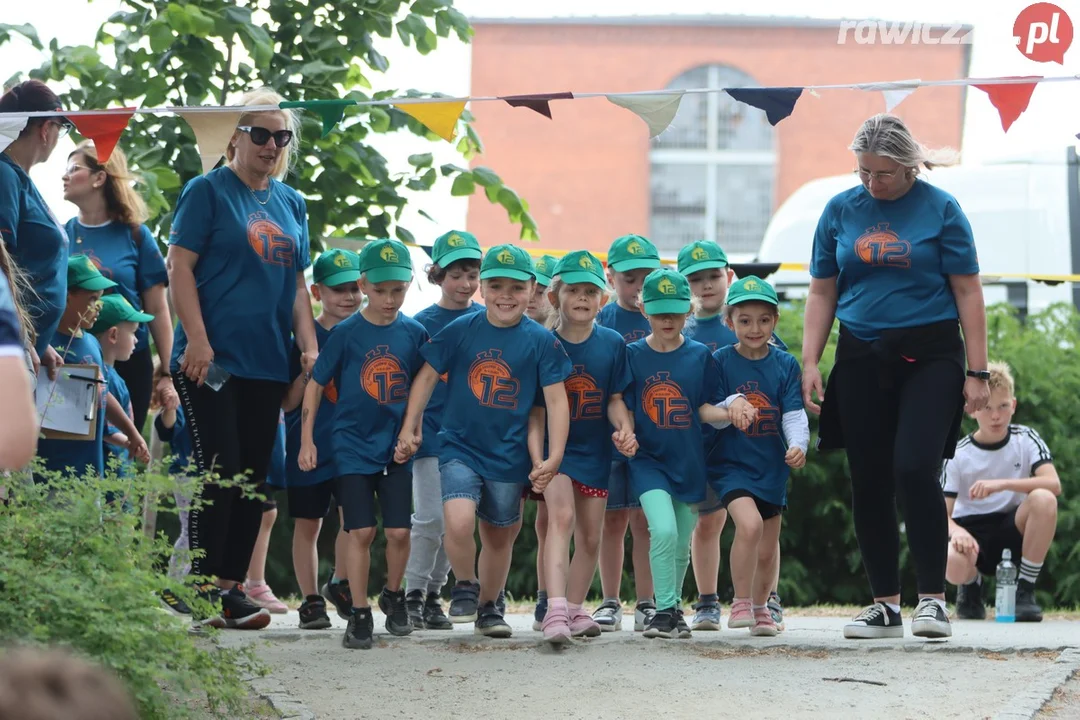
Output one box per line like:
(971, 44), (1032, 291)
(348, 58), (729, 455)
(439, 459), (525, 528)
(605, 461), (640, 511)
(698, 484), (726, 516)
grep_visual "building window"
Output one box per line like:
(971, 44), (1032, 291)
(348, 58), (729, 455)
(649, 64), (777, 256)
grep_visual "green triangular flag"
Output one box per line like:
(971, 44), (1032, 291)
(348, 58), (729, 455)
(280, 99), (357, 137)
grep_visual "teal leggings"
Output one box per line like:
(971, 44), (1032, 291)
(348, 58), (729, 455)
(639, 490), (696, 610)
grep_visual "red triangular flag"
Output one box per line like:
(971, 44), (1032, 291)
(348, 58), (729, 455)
(974, 78), (1040, 133)
(501, 92), (574, 119)
(71, 108), (137, 164)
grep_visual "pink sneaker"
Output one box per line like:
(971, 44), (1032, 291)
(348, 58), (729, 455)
(246, 580), (288, 614)
(542, 599), (572, 645)
(568, 606), (601, 638)
(751, 606), (778, 637)
(728, 599), (753, 629)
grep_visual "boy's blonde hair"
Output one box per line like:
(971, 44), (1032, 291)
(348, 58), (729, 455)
(988, 361), (1015, 396)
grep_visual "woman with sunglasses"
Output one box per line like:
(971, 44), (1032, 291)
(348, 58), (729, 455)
(63, 142), (174, 432)
(167, 86), (318, 630)
(802, 113), (989, 641)
(0, 80), (75, 380)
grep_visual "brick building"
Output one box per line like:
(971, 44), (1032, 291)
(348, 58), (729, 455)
(465, 15), (972, 259)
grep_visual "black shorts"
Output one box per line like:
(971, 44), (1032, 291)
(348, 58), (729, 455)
(287, 480), (338, 520)
(953, 509), (1022, 576)
(336, 464), (413, 532)
(721, 489), (784, 521)
(255, 484), (277, 513)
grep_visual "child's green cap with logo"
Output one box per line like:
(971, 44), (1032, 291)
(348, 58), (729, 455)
(480, 244), (535, 281)
(641, 267), (691, 315)
(726, 275), (778, 307)
(532, 254), (559, 287)
(432, 230), (482, 267)
(313, 249), (361, 286)
(677, 240), (729, 276)
(67, 254), (117, 292)
(360, 239), (413, 283)
(553, 250), (606, 290)
(607, 234), (660, 273)
(90, 294), (154, 336)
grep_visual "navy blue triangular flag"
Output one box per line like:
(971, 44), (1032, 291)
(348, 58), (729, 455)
(725, 87), (804, 126)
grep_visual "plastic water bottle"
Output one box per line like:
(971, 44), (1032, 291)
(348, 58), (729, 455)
(995, 548), (1017, 623)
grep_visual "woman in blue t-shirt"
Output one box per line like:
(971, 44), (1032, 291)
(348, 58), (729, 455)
(0, 80), (73, 378)
(167, 87), (317, 630)
(63, 142), (173, 433)
(802, 114), (990, 642)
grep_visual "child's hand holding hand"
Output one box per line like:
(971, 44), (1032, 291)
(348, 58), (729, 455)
(129, 433), (150, 464)
(395, 430), (421, 461)
(730, 397), (757, 431)
(529, 459), (558, 493)
(785, 447), (806, 469)
(612, 429), (638, 458)
(298, 441), (317, 472)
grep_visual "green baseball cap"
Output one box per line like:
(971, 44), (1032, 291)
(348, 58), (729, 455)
(641, 268), (691, 315)
(360, 239), (413, 284)
(553, 250), (606, 289)
(90, 294), (154, 335)
(313, 249), (361, 287)
(532, 254), (559, 287)
(677, 240), (729, 276)
(480, 244), (535, 281)
(726, 275), (779, 307)
(432, 230), (482, 267)
(607, 234), (660, 273)
(68, 254), (117, 292)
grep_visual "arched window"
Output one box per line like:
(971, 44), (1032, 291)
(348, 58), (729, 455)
(649, 64), (777, 256)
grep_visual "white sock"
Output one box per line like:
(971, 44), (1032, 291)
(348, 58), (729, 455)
(1019, 558), (1043, 584)
(922, 597), (947, 613)
(884, 602), (901, 614)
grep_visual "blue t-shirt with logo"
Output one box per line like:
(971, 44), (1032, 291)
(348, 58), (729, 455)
(707, 345), (803, 507)
(810, 181), (979, 342)
(154, 406), (192, 476)
(65, 219), (168, 350)
(598, 302), (650, 465)
(266, 410), (287, 488)
(554, 325), (632, 489)
(37, 331), (109, 479)
(168, 167), (311, 383)
(104, 364), (133, 468)
(284, 321), (338, 487)
(0, 154), (69, 355)
(313, 312), (428, 476)
(412, 302), (485, 459)
(423, 312), (572, 482)
(626, 338), (720, 504)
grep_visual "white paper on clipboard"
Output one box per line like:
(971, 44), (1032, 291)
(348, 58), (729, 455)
(35, 364), (101, 437)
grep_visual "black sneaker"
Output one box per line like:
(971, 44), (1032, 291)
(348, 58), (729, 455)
(531, 595), (548, 631)
(843, 602), (904, 639)
(955, 580), (986, 620)
(321, 578), (352, 621)
(496, 588), (507, 617)
(674, 608), (692, 639)
(423, 592), (453, 630)
(191, 583), (225, 629)
(343, 607), (374, 649)
(642, 607), (677, 639)
(474, 601), (512, 638)
(219, 585), (272, 630)
(449, 580), (480, 623)
(405, 590), (426, 629)
(378, 587), (413, 636)
(298, 595), (332, 630)
(160, 588), (192, 617)
(1016, 580), (1043, 622)
(911, 598), (952, 638)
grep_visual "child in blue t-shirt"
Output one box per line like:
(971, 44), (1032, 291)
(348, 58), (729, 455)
(403, 230), (484, 630)
(706, 276), (808, 637)
(397, 244), (572, 640)
(300, 239), (428, 650)
(626, 268), (755, 640)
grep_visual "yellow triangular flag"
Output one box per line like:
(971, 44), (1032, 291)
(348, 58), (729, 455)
(177, 110), (243, 174)
(394, 100), (466, 142)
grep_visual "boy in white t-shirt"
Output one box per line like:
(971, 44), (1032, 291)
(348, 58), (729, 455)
(942, 362), (1060, 622)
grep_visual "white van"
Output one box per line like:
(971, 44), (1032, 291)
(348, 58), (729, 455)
(754, 146), (1080, 315)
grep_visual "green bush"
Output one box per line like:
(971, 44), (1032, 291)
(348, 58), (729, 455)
(0, 461), (263, 719)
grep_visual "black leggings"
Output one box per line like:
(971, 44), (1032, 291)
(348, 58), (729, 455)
(174, 373), (286, 583)
(834, 356), (964, 597)
(115, 346), (153, 434)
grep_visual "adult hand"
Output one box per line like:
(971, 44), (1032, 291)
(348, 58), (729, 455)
(963, 376), (990, 415)
(42, 345), (64, 381)
(181, 339), (214, 386)
(785, 447), (806, 469)
(950, 529), (979, 556)
(802, 365), (824, 415)
(300, 350), (319, 375)
(969, 479), (1005, 500)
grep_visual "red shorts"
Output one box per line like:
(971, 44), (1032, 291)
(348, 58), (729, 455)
(522, 478), (608, 502)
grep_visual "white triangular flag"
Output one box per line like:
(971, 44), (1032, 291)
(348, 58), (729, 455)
(882, 88), (917, 113)
(606, 92), (684, 138)
(0, 117), (29, 153)
(177, 110), (243, 174)
(858, 79), (921, 114)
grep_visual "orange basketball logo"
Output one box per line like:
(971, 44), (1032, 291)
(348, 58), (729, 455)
(854, 223), (911, 269)
(247, 212), (295, 267)
(565, 365), (604, 421)
(642, 372), (692, 429)
(360, 345), (408, 404)
(468, 349), (519, 410)
(737, 381), (779, 436)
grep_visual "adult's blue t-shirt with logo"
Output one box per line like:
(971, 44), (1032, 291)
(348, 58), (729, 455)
(810, 180), (979, 342)
(168, 167), (311, 383)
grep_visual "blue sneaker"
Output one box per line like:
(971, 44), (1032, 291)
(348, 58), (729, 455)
(531, 595), (548, 631)
(691, 595), (722, 631)
(767, 592), (785, 633)
(449, 581), (480, 623)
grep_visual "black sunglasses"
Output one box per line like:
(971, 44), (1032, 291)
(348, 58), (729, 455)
(237, 126), (293, 148)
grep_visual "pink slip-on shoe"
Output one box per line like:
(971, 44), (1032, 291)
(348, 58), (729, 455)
(542, 599), (573, 645)
(568, 605), (601, 638)
(750, 606), (778, 637)
(728, 599), (753, 629)
(246, 580), (288, 614)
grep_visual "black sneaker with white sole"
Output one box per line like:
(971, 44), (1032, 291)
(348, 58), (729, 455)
(843, 602), (904, 639)
(405, 589), (426, 629)
(642, 608), (678, 639)
(298, 595), (332, 630)
(955, 581), (986, 620)
(911, 598), (952, 638)
(343, 607), (374, 649)
(674, 608), (691, 639)
(160, 588), (192, 617)
(496, 588), (507, 617)
(423, 592), (453, 630)
(321, 579), (352, 621)
(378, 587), (414, 636)
(449, 580), (480, 623)
(218, 585), (271, 630)
(474, 601), (512, 638)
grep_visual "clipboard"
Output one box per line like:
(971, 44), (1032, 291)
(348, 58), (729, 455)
(35, 363), (103, 441)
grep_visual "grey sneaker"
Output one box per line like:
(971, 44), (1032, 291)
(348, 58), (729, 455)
(911, 598), (952, 639)
(767, 592), (785, 632)
(691, 596), (722, 631)
(449, 581), (480, 623)
(496, 588), (507, 617)
(474, 601), (512, 638)
(634, 600), (656, 632)
(592, 599), (622, 632)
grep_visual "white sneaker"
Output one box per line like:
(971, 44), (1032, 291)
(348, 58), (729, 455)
(911, 598), (952, 639)
(634, 600), (656, 632)
(592, 599), (622, 632)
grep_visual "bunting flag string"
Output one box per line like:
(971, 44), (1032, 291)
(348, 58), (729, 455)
(0, 117), (27, 154)
(974, 76), (1041, 133)
(501, 92), (575, 119)
(393, 100), (466, 142)
(857, 79), (922, 113)
(70, 108), (136, 164)
(176, 110), (241, 174)
(280, 99), (357, 137)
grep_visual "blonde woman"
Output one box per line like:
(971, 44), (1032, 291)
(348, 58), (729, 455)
(63, 142), (175, 431)
(166, 87), (318, 629)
